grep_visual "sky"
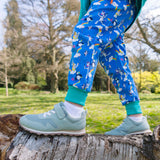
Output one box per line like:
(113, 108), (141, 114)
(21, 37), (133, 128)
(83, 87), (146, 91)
(0, 0), (160, 50)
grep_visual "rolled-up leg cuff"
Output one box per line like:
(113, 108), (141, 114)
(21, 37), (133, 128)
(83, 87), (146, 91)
(125, 101), (142, 115)
(65, 86), (88, 106)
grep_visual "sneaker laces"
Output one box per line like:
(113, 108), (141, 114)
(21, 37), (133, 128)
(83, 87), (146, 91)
(43, 110), (55, 118)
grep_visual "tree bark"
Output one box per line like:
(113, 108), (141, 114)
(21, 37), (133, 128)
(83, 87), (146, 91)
(0, 114), (23, 160)
(139, 45), (142, 92)
(107, 76), (110, 93)
(4, 49), (8, 97)
(136, 19), (160, 55)
(5, 125), (160, 160)
(50, 70), (59, 93)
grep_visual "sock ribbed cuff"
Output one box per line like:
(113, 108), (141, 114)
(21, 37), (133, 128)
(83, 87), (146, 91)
(65, 86), (88, 106)
(125, 101), (142, 115)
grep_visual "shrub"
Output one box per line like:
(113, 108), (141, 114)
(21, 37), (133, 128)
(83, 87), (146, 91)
(141, 90), (151, 94)
(132, 71), (160, 93)
(155, 86), (160, 94)
(37, 74), (47, 89)
(29, 84), (41, 90)
(14, 81), (41, 90)
(14, 81), (29, 90)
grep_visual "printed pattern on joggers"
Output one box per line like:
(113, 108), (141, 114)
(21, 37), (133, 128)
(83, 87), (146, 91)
(68, 0), (140, 105)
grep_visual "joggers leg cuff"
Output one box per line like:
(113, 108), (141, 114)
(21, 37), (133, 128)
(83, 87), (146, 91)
(125, 101), (142, 115)
(65, 86), (88, 106)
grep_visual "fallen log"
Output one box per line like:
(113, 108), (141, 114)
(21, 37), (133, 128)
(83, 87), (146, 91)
(0, 114), (23, 160)
(5, 126), (160, 160)
(0, 114), (159, 160)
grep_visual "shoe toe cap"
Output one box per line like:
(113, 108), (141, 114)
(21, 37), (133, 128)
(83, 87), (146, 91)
(104, 129), (126, 136)
(104, 131), (117, 136)
(19, 115), (33, 127)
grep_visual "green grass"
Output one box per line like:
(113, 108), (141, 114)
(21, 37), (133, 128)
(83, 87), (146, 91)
(0, 88), (160, 134)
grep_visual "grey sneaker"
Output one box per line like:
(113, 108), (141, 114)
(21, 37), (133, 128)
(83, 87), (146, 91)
(104, 116), (152, 136)
(19, 102), (86, 136)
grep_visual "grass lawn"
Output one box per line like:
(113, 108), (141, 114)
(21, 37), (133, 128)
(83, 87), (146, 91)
(0, 88), (160, 134)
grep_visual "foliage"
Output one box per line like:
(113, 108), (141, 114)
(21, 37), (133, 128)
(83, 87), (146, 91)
(37, 73), (47, 89)
(1, 0), (33, 90)
(93, 63), (116, 93)
(17, 0), (80, 93)
(58, 68), (68, 91)
(155, 86), (160, 94)
(1, 0), (80, 93)
(132, 71), (160, 93)
(0, 88), (160, 133)
(4, 0), (23, 49)
(14, 81), (41, 90)
(93, 63), (108, 91)
(2, 0), (160, 94)
(129, 49), (160, 73)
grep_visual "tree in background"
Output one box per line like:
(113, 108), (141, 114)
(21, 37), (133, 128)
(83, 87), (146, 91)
(4, 0), (23, 50)
(125, 14), (160, 92)
(3, 0), (33, 88)
(0, 0), (24, 95)
(126, 16), (160, 55)
(93, 63), (116, 93)
(132, 71), (160, 93)
(135, 18), (160, 55)
(0, 49), (9, 96)
(129, 44), (160, 92)
(18, 0), (79, 93)
(2, 0), (160, 94)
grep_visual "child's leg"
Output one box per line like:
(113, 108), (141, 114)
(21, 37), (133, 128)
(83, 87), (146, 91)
(65, 0), (151, 135)
(99, 36), (151, 136)
(65, 0), (137, 106)
(99, 35), (142, 115)
(19, 0), (151, 136)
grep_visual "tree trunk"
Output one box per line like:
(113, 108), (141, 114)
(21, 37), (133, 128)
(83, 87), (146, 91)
(107, 76), (110, 93)
(5, 66), (8, 97)
(139, 69), (142, 92)
(5, 125), (160, 160)
(50, 70), (59, 93)
(114, 87), (117, 94)
(139, 45), (142, 92)
(4, 49), (8, 97)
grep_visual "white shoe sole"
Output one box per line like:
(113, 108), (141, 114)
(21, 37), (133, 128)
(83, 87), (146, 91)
(105, 130), (152, 136)
(127, 129), (152, 135)
(20, 124), (86, 136)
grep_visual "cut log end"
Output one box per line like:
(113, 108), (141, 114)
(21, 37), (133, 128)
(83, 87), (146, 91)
(0, 114), (23, 160)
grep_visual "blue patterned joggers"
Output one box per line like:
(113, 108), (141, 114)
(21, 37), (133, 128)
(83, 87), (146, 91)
(67, 0), (140, 106)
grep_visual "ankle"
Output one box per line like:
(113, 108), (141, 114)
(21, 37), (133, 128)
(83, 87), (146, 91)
(64, 101), (84, 118)
(129, 114), (143, 117)
(66, 101), (83, 108)
(65, 86), (88, 106)
(128, 115), (143, 122)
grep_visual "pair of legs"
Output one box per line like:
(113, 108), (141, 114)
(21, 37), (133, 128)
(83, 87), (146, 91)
(19, 0), (151, 136)
(66, 0), (141, 116)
